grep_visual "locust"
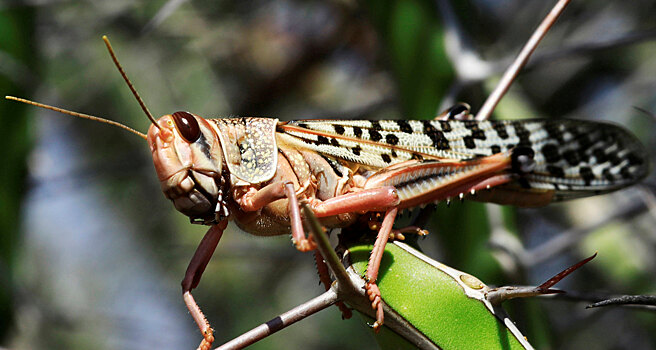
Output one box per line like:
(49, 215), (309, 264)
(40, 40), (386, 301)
(6, 36), (648, 350)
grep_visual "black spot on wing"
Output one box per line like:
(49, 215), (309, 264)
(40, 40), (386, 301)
(464, 121), (487, 140)
(439, 120), (452, 132)
(491, 145), (501, 154)
(385, 134), (399, 145)
(602, 168), (614, 181)
(574, 137), (592, 162)
(381, 154), (392, 163)
(463, 120), (477, 129)
(352, 145), (362, 156)
(608, 152), (622, 166)
(423, 120), (450, 150)
(562, 150), (580, 166)
(397, 120), (413, 134)
(577, 133), (592, 149)
(493, 122), (509, 139)
(317, 135), (330, 145)
(542, 144), (561, 163)
(330, 138), (340, 147)
(544, 122), (564, 143)
(547, 165), (565, 178)
(353, 126), (363, 138)
(463, 136), (476, 149)
(472, 129), (486, 140)
(593, 148), (607, 163)
(334, 125), (345, 135)
(579, 166), (594, 185)
(369, 130), (382, 142)
(513, 123), (531, 146)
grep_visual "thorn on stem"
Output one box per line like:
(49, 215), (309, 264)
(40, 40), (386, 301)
(537, 252), (597, 291)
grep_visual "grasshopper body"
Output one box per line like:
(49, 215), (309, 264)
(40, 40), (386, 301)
(8, 35), (648, 349)
(147, 106), (646, 348)
(153, 111), (647, 233)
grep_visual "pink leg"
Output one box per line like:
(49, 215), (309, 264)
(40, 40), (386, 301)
(237, 182), (287, 212)
(286, 184), (399, 252)
(237, 182), (400, 252)
(364, 152), (514, 210)
(284, 183), (316, 252)
(312, 186), (399, 217)
(365, 208), (398, 331)
(236, 181), (315, 251)
(182, 220), (228, 350)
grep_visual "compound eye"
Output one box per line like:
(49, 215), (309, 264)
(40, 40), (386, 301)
(172, 111), (201, 143)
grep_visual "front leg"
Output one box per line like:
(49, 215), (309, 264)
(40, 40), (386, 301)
(234, 181), (317, 251)
(236, 181), (288, 212)
(182, 220), (228, 350)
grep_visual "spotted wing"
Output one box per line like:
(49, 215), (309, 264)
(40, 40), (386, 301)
(278, 119), (647, 200)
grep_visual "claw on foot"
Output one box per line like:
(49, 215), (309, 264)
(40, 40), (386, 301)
(366, 282), (384, 332)
(197, 328), (214, 350)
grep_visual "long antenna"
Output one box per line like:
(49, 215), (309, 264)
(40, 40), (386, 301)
(5, 36), (160, 139)
(102, 35), (160, 129)
(5, 95), (147, 140)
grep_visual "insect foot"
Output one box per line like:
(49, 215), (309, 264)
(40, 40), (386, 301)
(366, 281), (384, 332)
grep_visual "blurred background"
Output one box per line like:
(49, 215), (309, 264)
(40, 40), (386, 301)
(1, 0), (655, 349)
